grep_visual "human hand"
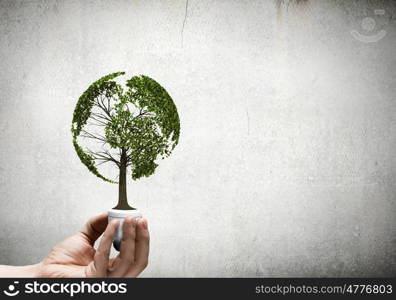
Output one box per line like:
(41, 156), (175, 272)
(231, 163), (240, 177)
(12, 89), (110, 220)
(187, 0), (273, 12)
(37, 213), (150, 277)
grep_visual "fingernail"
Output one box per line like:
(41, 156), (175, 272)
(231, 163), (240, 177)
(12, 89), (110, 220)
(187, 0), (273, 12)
(131, 218), (136, 227)
(141, 219), (148, 230)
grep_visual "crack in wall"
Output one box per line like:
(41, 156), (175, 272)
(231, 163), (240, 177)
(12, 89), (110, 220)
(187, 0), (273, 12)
(245, 101), (250, 136)
(181, 0), (189, 48)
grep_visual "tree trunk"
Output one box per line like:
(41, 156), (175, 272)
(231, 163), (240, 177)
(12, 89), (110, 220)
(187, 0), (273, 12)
(113, 148), (135, 210)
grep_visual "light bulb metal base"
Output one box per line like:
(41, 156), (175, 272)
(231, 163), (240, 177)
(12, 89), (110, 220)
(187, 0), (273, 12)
(108, 208), (142, 251)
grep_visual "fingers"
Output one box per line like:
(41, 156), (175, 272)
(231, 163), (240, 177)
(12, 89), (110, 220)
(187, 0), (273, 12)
(125, 218), (150, 277)
(80, 213), (108, 245)
(108, 217), (137, 277)
(85, 217), (150, 278)
(89, 220), (119, 277)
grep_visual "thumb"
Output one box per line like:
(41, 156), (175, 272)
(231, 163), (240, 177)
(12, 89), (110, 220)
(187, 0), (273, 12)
(79, 213), (109, 245)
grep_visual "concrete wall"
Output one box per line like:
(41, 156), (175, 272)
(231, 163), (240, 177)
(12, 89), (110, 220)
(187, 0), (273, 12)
(0, 0), (395, 276)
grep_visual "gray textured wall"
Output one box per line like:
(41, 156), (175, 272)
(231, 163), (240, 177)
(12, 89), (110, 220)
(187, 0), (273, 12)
(0, 0), (395, 277)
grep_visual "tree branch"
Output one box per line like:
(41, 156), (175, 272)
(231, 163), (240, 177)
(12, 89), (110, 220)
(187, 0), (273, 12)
(81, 129), (107, 143)
(87, 120), (107, 128)
(87, 148), (121, 167)
(93, 95), (113, 120)
(90, 113), (110, 124)
(135, 110), (155, 119)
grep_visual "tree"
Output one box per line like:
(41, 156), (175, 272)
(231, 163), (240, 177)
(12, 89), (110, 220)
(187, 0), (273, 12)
(71, 72), (180, 210)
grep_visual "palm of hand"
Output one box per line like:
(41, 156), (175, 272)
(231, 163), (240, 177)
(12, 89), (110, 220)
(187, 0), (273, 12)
(40, 232), (98, 277)
(36, 214), (150, 278)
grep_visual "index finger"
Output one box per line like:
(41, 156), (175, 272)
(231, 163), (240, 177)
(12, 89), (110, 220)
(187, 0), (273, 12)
(92, 220), (119, 277)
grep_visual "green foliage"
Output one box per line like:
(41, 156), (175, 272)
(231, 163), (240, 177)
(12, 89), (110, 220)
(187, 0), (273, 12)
(72, 72), (124, 137)
(72, 137), (116, 183)
(125, 75), (180, 149)
(71, 72), (180, 183)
